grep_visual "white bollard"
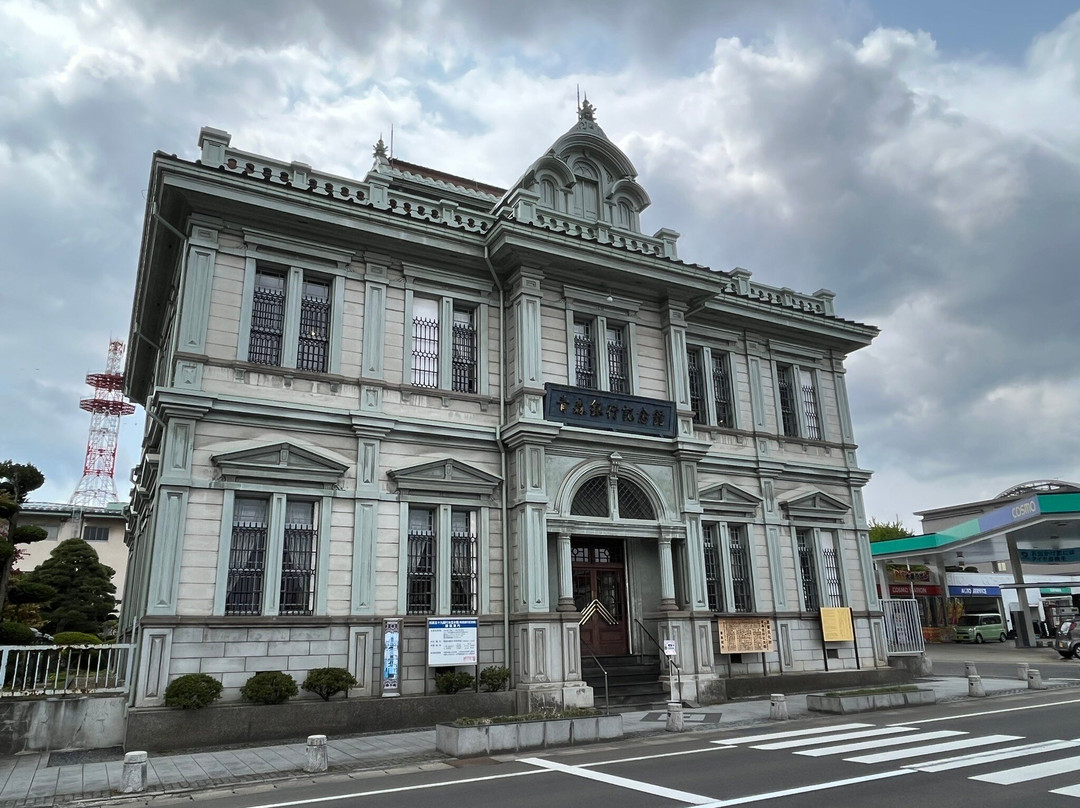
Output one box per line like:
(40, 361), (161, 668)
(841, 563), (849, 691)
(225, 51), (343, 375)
(1016, 662), (1029, 681)
(121, 751), (148, 793)
(666, 701), (685, 733)
(967, 675), (986, 697)
(304, 734), (328, 773)
(769, 693), (789, 720)
(964, 661), (978, 678)
(1028, 670), (1046, 690)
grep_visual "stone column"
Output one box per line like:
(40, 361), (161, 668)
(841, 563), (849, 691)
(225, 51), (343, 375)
(557, 532), (575, 611)
(659, 534), (677, 611)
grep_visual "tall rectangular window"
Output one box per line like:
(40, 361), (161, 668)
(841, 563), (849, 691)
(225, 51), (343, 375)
(450, 509), (478, 615)
(296, 278), (331, 373)
(406, 507), (436, 614)
(819, 530), (844, 607)
(796, 528), (819, 612)
(728, 524), (753, 613)
(800, 372), (821, 440)
(278, 500), (317, 616)
(249, 270), (286, 366)
(687, 348), (705, 425)
(607, 325), (630, 394)
(226, 498), (269, 615)
(452, 306), (477, 394)
(777, 363), (822, 440)
(411, 298), (440, 388)
(574, 319), (597, 389)
(702, 524), (722, 612)
(712, 352), (734, 428)
(777, 363), (800, 438)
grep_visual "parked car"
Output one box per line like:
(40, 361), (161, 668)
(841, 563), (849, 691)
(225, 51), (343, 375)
(1055, 620), (1080, 658)
(954, 613), (1007, 643)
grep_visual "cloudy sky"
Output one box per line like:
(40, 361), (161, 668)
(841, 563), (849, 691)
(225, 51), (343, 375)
(2, 0), (1079, 531)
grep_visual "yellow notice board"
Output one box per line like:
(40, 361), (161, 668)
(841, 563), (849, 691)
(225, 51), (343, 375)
(717, 618), (774, 654)
(820, 607), (854, 642)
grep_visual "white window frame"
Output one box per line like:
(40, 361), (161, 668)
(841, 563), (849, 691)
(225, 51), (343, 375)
(687, 344), (738, 428)
(566, 312), (636, 394)
(793, 526), (846, 611)
(403, 289), (489, 396)
(214, 489), (332, 617)
(398, 503), (487, 616)
(702, 521), (755, 613)
(775, 362), (823, 440)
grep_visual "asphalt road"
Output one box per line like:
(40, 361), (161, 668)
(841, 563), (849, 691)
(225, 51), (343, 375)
(924, 638), (1080, 680)
(156, 688), (1080, 808)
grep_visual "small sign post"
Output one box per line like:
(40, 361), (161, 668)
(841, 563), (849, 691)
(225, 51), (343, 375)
(381, 618), (401, 697)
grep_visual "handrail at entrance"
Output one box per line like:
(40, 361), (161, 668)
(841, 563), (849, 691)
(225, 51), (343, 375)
(579, 636), (610, 715)
(634, 619), (683, 704)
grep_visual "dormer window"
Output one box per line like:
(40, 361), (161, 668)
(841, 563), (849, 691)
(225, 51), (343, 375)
(572, 162), (601, 221)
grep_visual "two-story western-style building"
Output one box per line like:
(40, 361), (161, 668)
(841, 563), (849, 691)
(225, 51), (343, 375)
(122, 103), (882, 711)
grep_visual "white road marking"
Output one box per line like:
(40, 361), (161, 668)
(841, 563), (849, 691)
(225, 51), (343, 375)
(846, 734), (1021, 764)
(908, 739), (1080, 772)
(519, 757), (715, 804)
(714, 723), (873, 745)
(581, 746), (731, 766)
(796, 730), (966, 756)
(973, 753), (1080, 784)
(693, 769), (915, 807)
(752, 726), (916, 750)
(1050, 783), (1080, 798)
(889, 697), (1080, 725)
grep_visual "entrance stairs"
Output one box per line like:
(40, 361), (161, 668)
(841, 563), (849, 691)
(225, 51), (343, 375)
(582, 654), (669, 711)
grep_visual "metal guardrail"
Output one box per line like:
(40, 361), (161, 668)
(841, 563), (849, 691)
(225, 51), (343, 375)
(579, 637), (610, 715)
(0, 644), (135, 697)
(881, 599), (926, 656)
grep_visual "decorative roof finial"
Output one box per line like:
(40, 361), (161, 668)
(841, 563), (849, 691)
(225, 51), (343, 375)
(579, 95), (596, 123)
(373, 136), (388, 158)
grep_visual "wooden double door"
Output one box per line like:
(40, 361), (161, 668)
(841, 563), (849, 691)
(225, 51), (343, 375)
(573, 539), (629, 656)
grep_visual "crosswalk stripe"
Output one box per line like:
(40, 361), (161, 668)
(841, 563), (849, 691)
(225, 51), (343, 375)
(753, 726), (916, 750)
(907, 740), (1080, 773)
(845, 734), (1021, 764)
(714, 723), (873, 746)
(972, 754), (1080, 785)
(1050, 783), (1080, 798)
(796, 730), (966, 757)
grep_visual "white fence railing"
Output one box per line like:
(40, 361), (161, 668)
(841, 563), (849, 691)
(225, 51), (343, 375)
(0, 644), (135, 698)
(881, 599), (926, 656)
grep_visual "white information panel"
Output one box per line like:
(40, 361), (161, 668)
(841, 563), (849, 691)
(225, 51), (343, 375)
(427, 618), (478, 665)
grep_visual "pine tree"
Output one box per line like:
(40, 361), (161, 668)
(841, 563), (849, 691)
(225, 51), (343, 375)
(24, 539), (116, 635)
(0, 460), (47, 612)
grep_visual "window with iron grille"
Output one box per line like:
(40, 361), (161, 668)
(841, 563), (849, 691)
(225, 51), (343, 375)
(728, 524), (753, 612)
(249, 270), (286, 366)
(450, 509), (477, 615)
(411, 298), (440, 388)
(801, 374), (821, 440)
(819, 530), (844, 607)
(296, 279), (331, 373)
(574, 319), (597, 389)
(226, 497), (269, 616)
(712, 352), (734, 428)
(407, 507), (436, 614)
(617, 479), (655, 520)
(81, 525), (109, 542)
(777, 363), (800, 437)
(702, 524), (722, 611)
(607, 325), (629, 394)
(777, 363), (822, 440)
(571, 476), (609, 517)
(796, 528), (820, 612)
(452, 307), (477, 394)
(687, 347), (705, 425)
(278, 500), (317, 616)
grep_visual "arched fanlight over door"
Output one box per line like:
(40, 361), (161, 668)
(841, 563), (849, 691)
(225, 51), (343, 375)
(571, 476), (609, 517)
(617, 478), (655, 520)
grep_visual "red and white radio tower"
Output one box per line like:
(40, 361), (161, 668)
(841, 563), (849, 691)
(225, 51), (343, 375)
(70, 340), (136, 508)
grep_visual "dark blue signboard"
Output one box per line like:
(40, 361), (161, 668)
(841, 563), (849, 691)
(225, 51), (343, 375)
(1018, 547), (1080, 565)
(948, 585), (1002, 597)
(544, 384), (677, 438)
(977, 497), (1040, 534)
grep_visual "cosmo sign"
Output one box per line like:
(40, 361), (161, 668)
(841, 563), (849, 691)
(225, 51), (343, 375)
(978, 497), (1041, 534)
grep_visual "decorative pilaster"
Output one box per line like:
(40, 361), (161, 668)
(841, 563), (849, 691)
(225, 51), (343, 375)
(556, 532), (574, 611)
(658, 533), (677, 611)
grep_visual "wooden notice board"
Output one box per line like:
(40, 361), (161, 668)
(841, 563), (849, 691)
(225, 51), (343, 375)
(717, 618), (774, 654)
(820, 607), (854, 642)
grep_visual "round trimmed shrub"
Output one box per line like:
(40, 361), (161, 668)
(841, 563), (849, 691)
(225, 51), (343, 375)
(164, 673), (223, 710)
(240, 671), (298, 705)
(53, 632), (102, 645)
(302, 667), (358, 701)
(479, 665), (511, 692)
(434, 669), (475, 694)
(0, 622), (37, 645)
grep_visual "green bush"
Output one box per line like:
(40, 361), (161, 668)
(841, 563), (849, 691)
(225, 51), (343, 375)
(0, 622), (37, 645)
(434, 669), (475, 694)
(164, 673), (223, 710)
(478, 665), (511, 692)
(53, 632), (102, 645)
(240, 671), (298, 705)
(301, 667), (358, 701)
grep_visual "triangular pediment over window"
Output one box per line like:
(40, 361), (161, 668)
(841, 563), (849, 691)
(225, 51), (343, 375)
(778, 488), (850, 523)
(700, 483), (763, 518)
(212, 442), (348, 488)
(389, 459), (501, 502)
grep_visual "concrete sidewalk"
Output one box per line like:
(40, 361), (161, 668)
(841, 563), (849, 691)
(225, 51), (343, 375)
(2, 673), (1076, 808)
